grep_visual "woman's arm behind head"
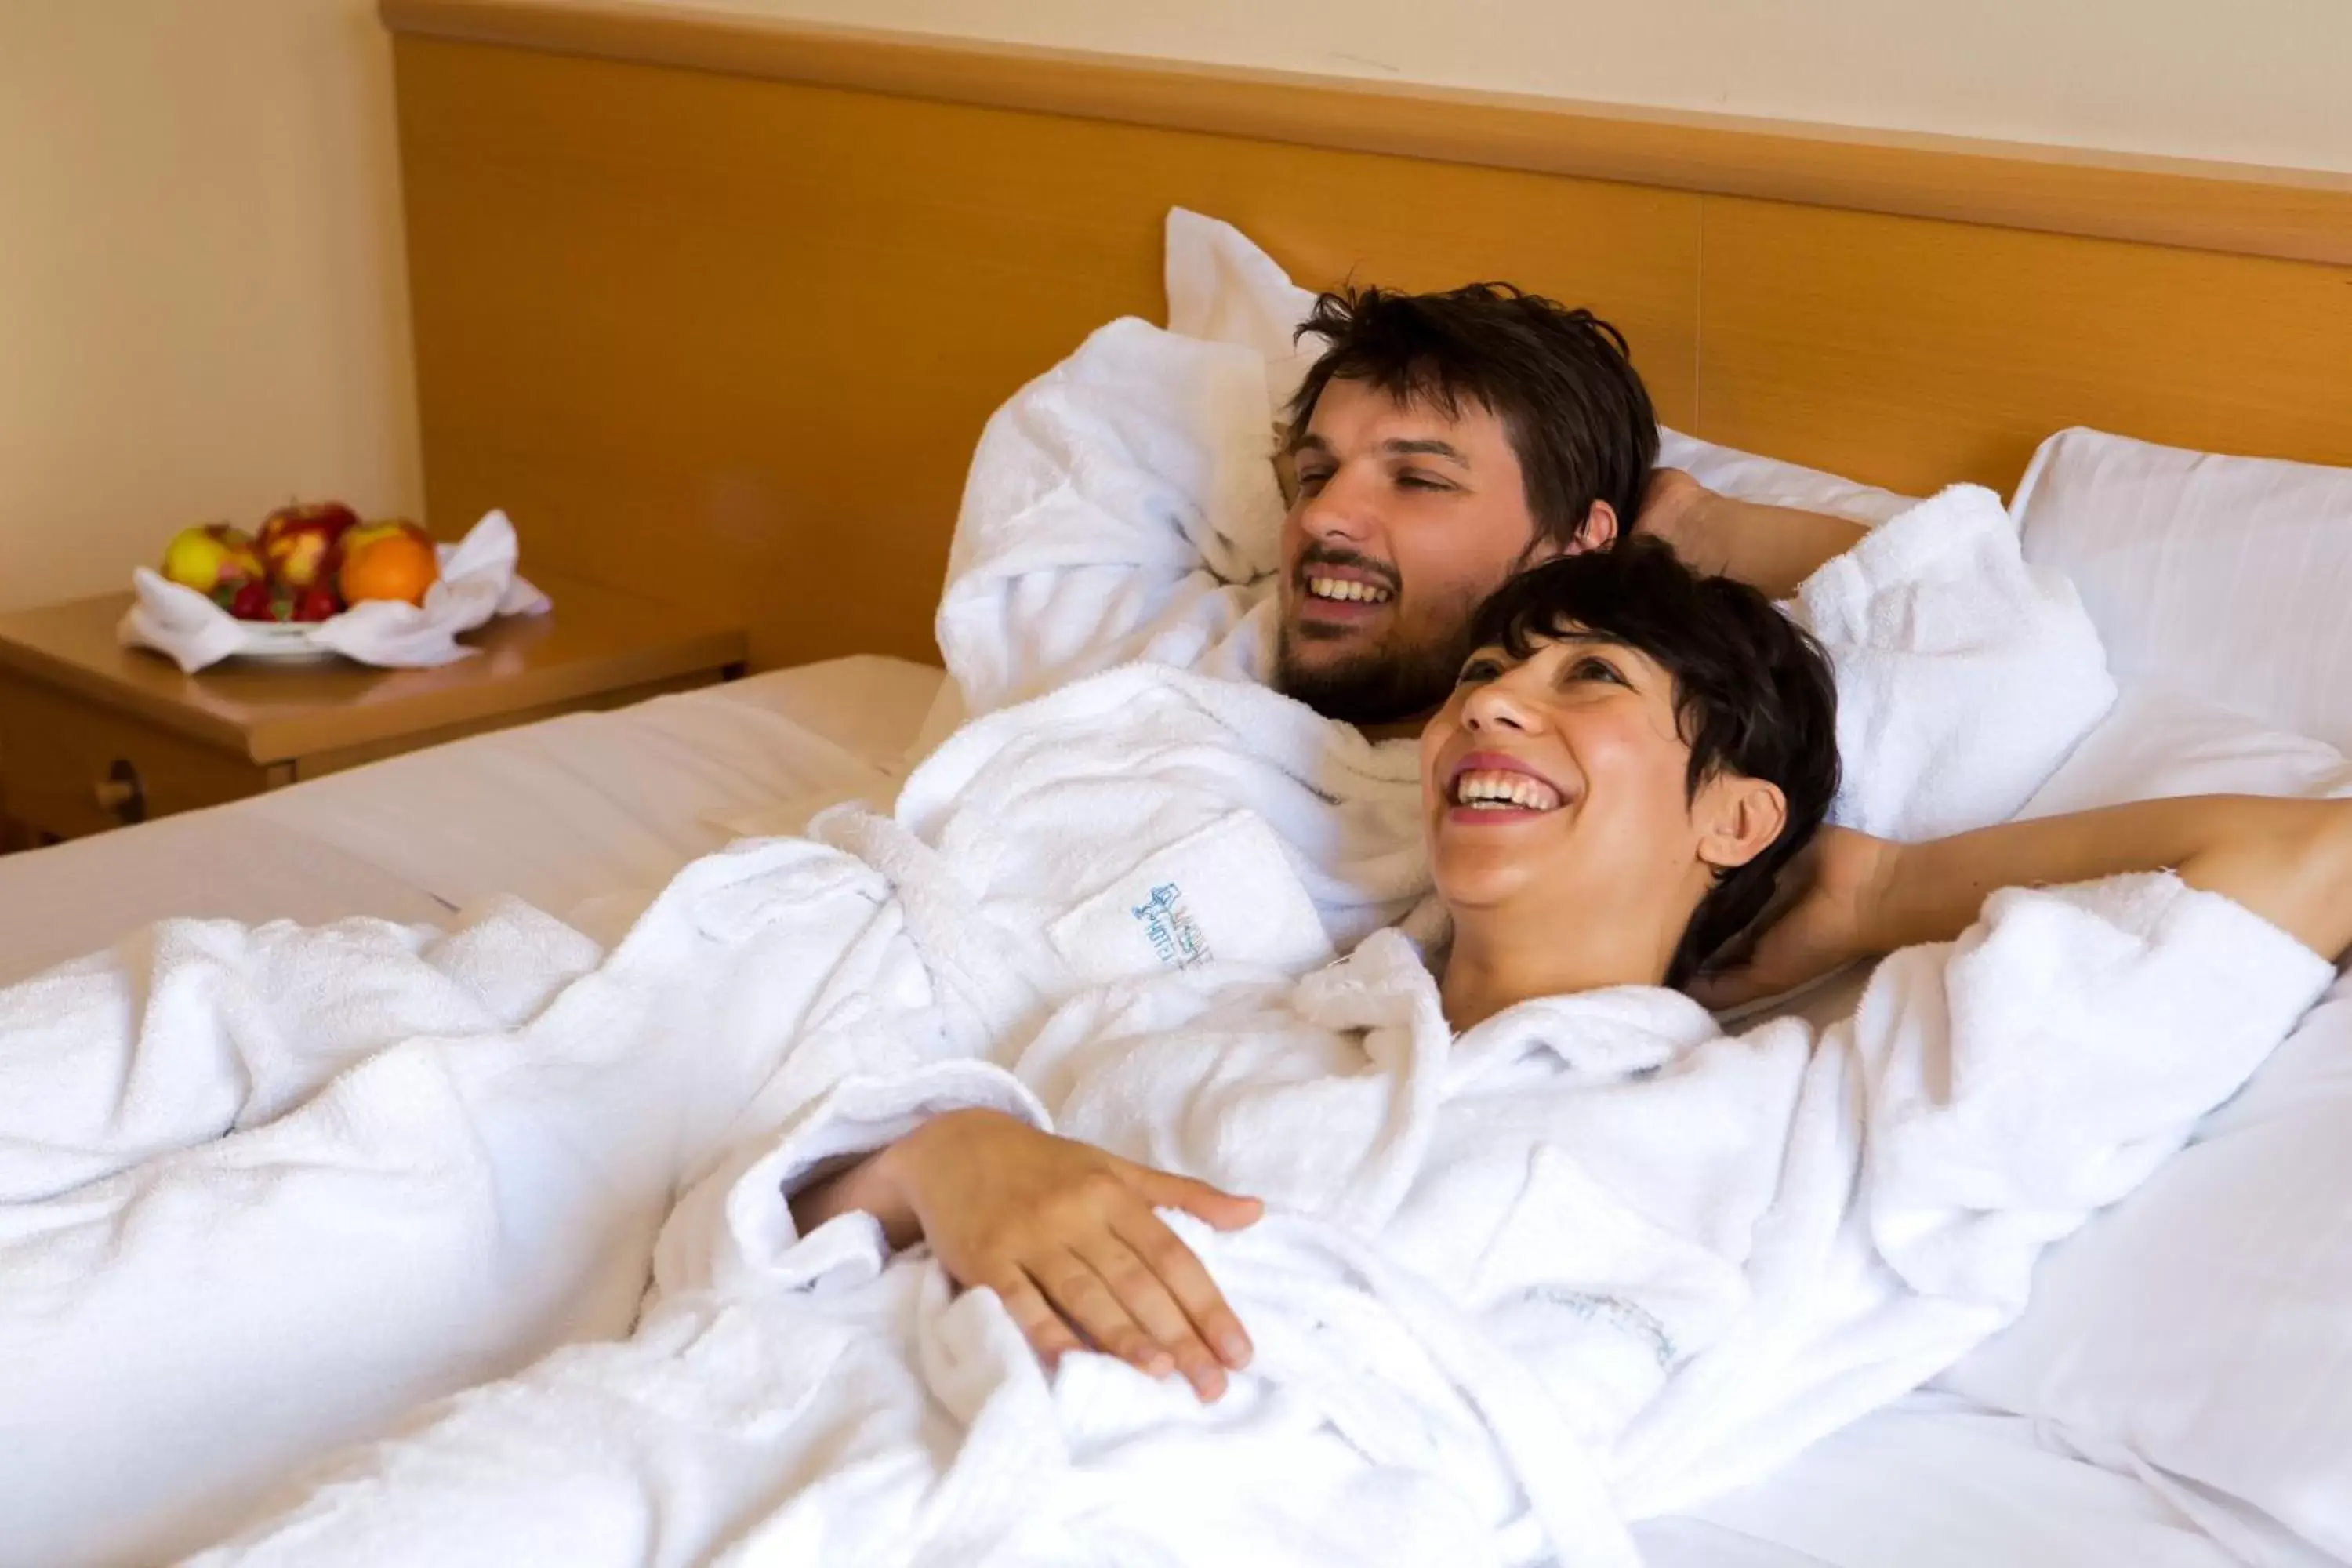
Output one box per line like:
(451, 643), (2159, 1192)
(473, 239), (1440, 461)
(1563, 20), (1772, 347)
(1693, 797), (2352, 1009)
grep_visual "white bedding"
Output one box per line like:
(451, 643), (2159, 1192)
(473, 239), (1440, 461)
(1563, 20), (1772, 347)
(0, 654), (945, 986)
(1637, 1392), (2253, 1568)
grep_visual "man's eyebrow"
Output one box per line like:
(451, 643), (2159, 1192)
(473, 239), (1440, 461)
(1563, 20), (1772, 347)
(1291, 433), (1332, 456)
(1382, 438), (1469, 463)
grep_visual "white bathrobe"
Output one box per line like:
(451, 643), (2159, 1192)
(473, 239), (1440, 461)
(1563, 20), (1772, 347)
(194, 869), (2333, 1567)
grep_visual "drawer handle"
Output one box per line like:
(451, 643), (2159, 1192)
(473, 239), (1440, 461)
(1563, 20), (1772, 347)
(93, 759), (147, 826)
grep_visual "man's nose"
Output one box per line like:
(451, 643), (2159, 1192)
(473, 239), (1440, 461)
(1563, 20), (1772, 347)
(1300, 465), (1377, 543)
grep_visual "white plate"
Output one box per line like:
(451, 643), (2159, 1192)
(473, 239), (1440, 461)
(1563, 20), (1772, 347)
(227, 623), (341, 662)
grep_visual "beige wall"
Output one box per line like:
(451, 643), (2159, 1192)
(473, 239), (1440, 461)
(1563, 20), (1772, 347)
(682, 0), (2352, 175)
(5, 1), (2343, 613)
(0, 0), (419, 615)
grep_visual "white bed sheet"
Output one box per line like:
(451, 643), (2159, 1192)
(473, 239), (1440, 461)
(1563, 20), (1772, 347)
(0, 654), (945, 986)
(1638, 1392), (2285, 1567)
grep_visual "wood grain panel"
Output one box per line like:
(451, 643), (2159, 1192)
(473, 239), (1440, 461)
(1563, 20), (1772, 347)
(394, 36), (1700, 669)
(0, 674), (278, 840)
(1695, 199), (2352, 499)
(0, 575), (744, 764)
(381, 0), (2352, 267)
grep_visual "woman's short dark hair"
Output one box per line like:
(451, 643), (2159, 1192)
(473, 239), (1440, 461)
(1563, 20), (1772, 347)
(1463, 539), (1842, 989)
(1287, 284), (1658, 553)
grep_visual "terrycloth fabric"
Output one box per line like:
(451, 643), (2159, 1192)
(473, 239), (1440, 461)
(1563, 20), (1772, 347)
(0, 898), (600, 1203)
(197, 874), (2331, 1565)
(935, 314), (2113, 843)
(1794, 483), (2114, 838)
(0, 840), (943, 1566)
(0, 675), (1401, 1565)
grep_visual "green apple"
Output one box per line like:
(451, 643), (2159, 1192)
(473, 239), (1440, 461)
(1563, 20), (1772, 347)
(160, 524), (265, 597)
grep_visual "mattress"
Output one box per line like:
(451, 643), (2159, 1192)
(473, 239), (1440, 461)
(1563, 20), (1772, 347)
(0, 654), (945, 985)
(0, 654), (2301, 1563)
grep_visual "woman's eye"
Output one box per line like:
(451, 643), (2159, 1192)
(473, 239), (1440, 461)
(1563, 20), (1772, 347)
(1571, 656), (1626, 685)
(1457, 657), (1502, 685)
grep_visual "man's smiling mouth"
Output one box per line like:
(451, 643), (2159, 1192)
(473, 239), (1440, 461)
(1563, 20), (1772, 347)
(1303, 575), (1395, 605)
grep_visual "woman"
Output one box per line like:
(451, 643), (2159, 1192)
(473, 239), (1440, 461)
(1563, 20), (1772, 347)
(209, 543), (2352, 1565)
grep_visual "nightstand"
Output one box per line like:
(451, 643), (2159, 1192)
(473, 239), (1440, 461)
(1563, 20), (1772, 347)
(0, 575), (749, 844)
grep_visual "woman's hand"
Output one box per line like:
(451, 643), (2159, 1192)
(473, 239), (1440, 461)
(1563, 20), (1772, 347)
(1689, 827), (1900, 1011)
(879, 1109), (1262, 1400)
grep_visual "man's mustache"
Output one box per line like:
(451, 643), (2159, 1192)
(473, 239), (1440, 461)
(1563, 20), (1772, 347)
(1293, 545), (1401, 596)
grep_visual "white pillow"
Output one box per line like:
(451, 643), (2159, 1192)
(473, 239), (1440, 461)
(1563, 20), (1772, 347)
(1163, 208), (1919, 525)
(1654, 428), (1913, 527)
(1945, 686), (2352, 1556)
(2014, 426), (2352, 753)
(2016, 684), (2352, 819)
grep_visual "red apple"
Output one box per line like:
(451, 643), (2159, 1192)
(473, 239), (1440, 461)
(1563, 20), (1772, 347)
(258, 500), (360, 592)
(161, 524), (265, 597)
(226, 581), (274, 621)
(291, 585), (341, 622)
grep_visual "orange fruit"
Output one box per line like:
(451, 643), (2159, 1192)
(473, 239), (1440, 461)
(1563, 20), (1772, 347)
(338, 528), (440, 607)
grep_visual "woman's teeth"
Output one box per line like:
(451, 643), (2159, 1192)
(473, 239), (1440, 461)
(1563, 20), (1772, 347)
(1452, 770), (1563, 811)
(1305, 576), (1393, 604)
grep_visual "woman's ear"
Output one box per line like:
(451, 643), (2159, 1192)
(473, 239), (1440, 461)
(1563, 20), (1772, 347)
(1697, 777), (1788, 873)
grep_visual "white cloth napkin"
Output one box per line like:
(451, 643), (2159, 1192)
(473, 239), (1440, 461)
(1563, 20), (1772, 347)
(119, 510), (552, 672)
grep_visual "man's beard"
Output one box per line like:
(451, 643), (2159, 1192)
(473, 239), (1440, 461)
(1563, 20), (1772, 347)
(1276, 622), (1472, 728)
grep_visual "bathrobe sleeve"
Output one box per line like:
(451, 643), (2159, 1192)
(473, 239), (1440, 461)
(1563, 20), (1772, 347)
(1848, 870), (2332, 1312)
(650, 1057), (1056, 1302)
(1792, 483), (2114, 840)
(1613, 872), (2330, 1518)
(934, 318), (1287, 718)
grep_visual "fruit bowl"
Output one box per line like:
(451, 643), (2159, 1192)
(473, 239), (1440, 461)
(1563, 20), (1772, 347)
(122, 510), (549, 673)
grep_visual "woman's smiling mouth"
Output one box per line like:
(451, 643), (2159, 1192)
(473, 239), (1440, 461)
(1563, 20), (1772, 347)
(1443, 751), (1567, 822)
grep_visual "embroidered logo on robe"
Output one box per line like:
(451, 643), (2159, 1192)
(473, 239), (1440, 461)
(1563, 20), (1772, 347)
(1131, 883), (1211, 970)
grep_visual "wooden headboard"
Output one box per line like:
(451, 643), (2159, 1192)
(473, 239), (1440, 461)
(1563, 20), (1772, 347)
(381, 0), (2352, 672)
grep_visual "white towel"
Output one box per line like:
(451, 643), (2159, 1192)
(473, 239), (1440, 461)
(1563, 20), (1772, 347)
(120, 510), (550, 672)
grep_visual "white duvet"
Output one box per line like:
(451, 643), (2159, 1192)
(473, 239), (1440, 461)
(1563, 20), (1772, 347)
(192, 872), (2332, 1566)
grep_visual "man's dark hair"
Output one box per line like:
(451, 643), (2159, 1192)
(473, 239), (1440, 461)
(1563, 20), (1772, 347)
(1463, 539), (1842, 990)
(1286, 284), (1659, 553)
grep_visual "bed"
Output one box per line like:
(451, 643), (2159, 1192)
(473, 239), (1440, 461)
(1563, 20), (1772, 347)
(0, 654), (944, 986)
(5, 0), (2347, 1559)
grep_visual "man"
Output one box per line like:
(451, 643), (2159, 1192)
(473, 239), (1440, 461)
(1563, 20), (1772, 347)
(1271, 285), (1865, 731)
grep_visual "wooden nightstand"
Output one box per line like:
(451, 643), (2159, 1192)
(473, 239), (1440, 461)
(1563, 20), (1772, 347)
(0, 575), (749, 844)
